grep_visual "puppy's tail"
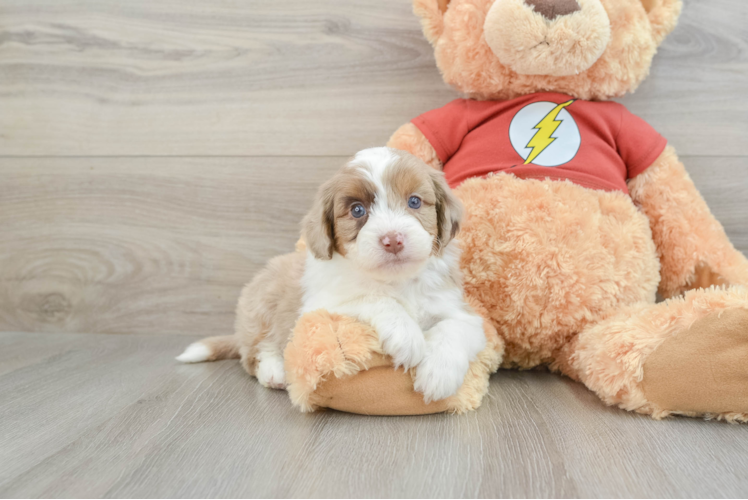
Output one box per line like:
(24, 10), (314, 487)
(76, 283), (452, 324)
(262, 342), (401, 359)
(176, 335), (240, 363)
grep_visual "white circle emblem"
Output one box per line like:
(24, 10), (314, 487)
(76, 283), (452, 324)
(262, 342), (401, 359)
(509, 101), (581, 167)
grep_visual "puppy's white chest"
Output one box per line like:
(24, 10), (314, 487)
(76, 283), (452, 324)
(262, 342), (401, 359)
(397, 279), (456, 330)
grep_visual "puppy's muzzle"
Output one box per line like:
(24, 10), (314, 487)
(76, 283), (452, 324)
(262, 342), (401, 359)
(380, 232), (405, 255)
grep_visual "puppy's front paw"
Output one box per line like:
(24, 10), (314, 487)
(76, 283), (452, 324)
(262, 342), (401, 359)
(378, 316), (426, 371)
(256, 354), (287, 390)
(413, 342), (470, 404)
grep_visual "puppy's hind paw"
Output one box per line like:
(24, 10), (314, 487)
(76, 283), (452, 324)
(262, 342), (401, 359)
(256, 355), (287, 390)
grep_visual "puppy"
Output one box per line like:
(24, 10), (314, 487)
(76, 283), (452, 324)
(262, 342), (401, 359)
(177, 147), (486, 403)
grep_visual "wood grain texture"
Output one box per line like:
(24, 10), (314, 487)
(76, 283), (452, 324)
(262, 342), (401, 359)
(0, 0), (746, 156)
(0, 156), (342, 335)
(0, 156), (745, 336)
(2, 331), (748, 498)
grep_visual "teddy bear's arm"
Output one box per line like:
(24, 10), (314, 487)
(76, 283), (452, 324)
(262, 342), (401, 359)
(628, 145), (748, 298)
(387, 123), (442, 171)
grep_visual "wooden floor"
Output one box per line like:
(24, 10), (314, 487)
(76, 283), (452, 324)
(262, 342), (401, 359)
(2, 331), (748, 498)
(1, 0), (748, 497)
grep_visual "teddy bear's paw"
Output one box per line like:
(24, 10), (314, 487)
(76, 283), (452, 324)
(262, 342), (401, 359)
(256, 353), (287, 390)
(378, 316), (426, 371)
(642, 307), (748, 416)
(413, 341), (470, 404)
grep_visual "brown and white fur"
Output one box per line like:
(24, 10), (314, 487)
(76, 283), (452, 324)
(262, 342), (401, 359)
(177, 147), (486, 403)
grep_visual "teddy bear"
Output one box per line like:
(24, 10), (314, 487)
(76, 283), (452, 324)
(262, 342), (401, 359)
(283, 0), (748, 421)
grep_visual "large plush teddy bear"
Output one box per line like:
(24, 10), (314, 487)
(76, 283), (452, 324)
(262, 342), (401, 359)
(284, 0), (748, 421)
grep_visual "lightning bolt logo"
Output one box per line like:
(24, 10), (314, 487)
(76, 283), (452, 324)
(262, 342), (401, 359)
(524, 99), (575, 165)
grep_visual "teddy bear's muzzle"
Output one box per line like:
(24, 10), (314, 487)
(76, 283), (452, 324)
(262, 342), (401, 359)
(483, 0), (611, 77)
(524, 0), (581, 20)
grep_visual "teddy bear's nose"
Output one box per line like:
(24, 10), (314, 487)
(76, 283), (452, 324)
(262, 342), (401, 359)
(524, 0), (581, 20)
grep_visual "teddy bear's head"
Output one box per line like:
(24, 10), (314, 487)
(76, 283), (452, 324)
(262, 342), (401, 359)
(415, 0), (681, 100)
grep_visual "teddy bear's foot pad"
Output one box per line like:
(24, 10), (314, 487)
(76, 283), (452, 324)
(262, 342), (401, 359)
(642, 308), (748, 414)
(312, 355), (451, 416)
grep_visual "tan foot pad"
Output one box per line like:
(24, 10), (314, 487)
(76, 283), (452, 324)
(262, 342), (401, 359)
(643, 308), (748, 414)
(312, 354), (451, 416)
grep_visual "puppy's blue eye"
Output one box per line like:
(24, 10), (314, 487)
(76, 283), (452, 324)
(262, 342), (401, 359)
(351, 203), (367, 218)
(408, 196), (422, 209)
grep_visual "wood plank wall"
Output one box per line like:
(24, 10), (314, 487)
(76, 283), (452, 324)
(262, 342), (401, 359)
(1, 0), (746, 335)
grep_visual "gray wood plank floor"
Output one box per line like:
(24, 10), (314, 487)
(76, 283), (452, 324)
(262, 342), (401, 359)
(2, 331), (748, 499)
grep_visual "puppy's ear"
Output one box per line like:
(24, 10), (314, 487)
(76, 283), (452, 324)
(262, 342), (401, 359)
(429, 168), (463, 254)
(302, 180), (336, 260)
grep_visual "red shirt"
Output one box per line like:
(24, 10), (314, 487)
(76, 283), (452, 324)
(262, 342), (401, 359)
(412, 93), (667, 193)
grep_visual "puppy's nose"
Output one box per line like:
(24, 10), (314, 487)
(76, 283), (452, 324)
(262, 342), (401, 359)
(380, 232), (405, 254)
(524, 0), (580, 20)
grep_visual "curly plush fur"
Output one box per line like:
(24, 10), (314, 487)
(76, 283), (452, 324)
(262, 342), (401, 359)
(285, 297), (503, 414)
(420, 0), (681, 101)
(456, 172), (660, 368)
(282, 0), (748, 419)
(555, 286), (748, 422)
(628, 147), (748, 298)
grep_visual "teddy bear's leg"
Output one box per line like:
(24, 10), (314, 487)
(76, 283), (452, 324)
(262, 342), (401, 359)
(283, 310), (454, 415)
(552, 286), (748, 422)
(284, 307), (502, 415)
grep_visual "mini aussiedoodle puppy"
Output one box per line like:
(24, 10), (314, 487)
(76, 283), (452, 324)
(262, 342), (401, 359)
(178, 147), (485, 403)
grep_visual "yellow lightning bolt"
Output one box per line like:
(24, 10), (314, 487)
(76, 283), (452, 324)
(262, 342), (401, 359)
(524, 99), (575, 165)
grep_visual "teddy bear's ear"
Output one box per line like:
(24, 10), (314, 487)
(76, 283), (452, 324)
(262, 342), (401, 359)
(641, 0), (682, 45)
(413, 0), (451, 45)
